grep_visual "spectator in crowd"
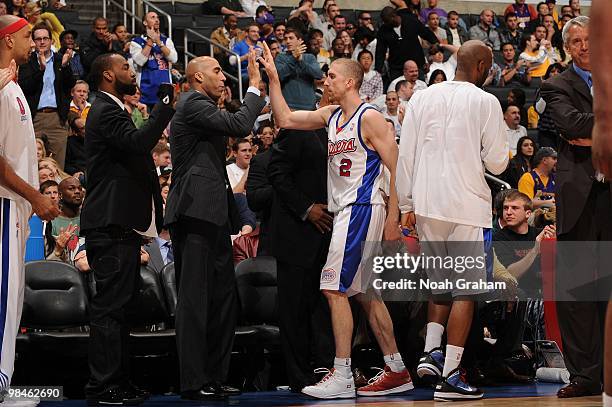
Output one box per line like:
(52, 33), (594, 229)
(500, 42), (531, 86)
(469, 9), (501, 51)
(143, 228), (173, 274)
(275, 27), (322, 110)
(335, 29), (353, 57)
(500, 12), (523, 50)
(526, 1), (550, 33)
(123, 86), (149, 129)
(517, 146), (556, 208)
(546, 0), (559, 23)
(256, 7), (275, 42)
(45, 177), (83, 263)
(240, 0), (267, 18)
(256, 124), (274, 151)
(560, 5), (572, 18)
(111, 23), (131, 57)
(508, 88), (528, 128)
(358, 49), (382, 103)
(65, 117), (86, 177)
(35, 137), (47, 160)
(211, 15), (244, 61)
(130, 11), (178, 109)
(308, 33), (330, 69)
(80, 17), (123, 75)
(388, 59), (428, 94)
(39, 165), (55, 184)
(444, 10), (468, 46)
(426, 11), (447, 45)
(505, 0), (538, 29)
(7, 0), (25, 17)
(504, 103), (528, 155)
(0, 1), (7, 16)
(543, 14), (559, 44)
(395, 80), (414, 105)
(357, 10), (375, 32)
(39, 156), (70, 182)
(19, 24), (75, 170)
(427, 69), (447, 85)
(322, 14), (346, 51)
(58, 30), (84, 81)
(331, 37), (349, 60)
(227, 138), (252, 194)
(383, 90), (401, 141)
(205, 0), (247, 17)
(570, 0), (580, 17)
(230, 23), (263, 79)
(288, 0), (316, 29)
(274, 22), (286, 48)
(40, 179), (59, 207)
(152, 142), (171, 173)
(68, 79), (90, 121)
(24, 1), (63, 50)
(493, 190), (555, 293)
(375, 5), (438, 81)
(408, 0), (421, 16)
(420, 0), (447, 25)
(503, 135), (537, 188)
(425, 43), (459, 82)
(518, 33), (558, 78)
(534, 63), (564, 148)
(266, 38), (281, 60)
(351, 27), (376, 65)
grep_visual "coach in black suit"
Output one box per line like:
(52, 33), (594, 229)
(267, 128), (334, 391)
(541, 16), (611, 398)
(164, 53), (265, 400)
(80, 53), (174, 406)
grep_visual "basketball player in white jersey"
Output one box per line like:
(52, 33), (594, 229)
(258, 43), (412, 399)
(397, 40), (508, 401)
(0, 14), (60, 396)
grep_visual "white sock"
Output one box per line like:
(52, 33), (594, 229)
(384, 353), (406, 373)
(424, 322), (445, 352)
(604, 392), (612, 407)
(443, 345), (463, 378)
(334, 357), (352, 379)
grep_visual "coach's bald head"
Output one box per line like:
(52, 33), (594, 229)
(455, 40), (493, 88)
(0, 15), (34, 66)
(186, 56), (226, 100)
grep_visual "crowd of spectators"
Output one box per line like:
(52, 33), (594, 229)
(7, 0), (590, 392)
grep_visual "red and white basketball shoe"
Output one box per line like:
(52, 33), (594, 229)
(356, 365), (414, 396)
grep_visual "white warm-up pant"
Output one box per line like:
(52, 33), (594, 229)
(0, 197), (29, 391)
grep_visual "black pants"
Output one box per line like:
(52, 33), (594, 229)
(277, 255), (334, 391)
(556, 181), (612, 391)
(170, 218), (238, 392)
(85, 227), (142, 395)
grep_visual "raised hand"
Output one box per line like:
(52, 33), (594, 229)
(0, 60), (16, 90)
(258, 41), (279, 83)
(247, 48), (262, 88)
(38, 51), (46, 71)
(61, 48), (73, 67)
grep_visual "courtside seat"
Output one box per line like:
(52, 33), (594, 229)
(234, 257), (280, 346)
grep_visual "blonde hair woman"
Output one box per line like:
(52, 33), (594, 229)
(35, 138), (47, 161)
(24, 1), (64, 50)
(39, 157), (70, 182)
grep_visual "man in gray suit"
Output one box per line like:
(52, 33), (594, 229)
(164, 52), (266, 401)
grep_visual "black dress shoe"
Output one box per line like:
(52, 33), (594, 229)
(557, 381), (601, 398)
(181, 385), (227, 400)
(214, 383), (241, 396)
(125, 382), (151, 400)
(86, 386), (145, 406)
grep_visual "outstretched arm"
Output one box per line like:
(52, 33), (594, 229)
(362, 109), (401, 241)
(258, 42), (336, 130)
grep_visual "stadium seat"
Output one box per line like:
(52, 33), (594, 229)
(150, 1), (174, 15)
(159, 262), (177, 319)
(234, 256), (280, 345)
(272, 6), (293, 23)
(126, 265), (169, 326)
(527, 128), (540, 144)
(171, 13), (194, 29)
(65, 21), (93, 42)
(193, 14), (223, 29)
(53, 10), (79, 26)
(174, 2), (203, 15)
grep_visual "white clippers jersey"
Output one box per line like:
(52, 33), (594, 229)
(0, 81), (38, 211)
(326, 103), (385, 213)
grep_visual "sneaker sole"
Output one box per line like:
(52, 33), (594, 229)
(417, 363), (442, 378)
(357, 381), (415, 396)
(433, 391), (484, 401)
(301, 389), (356, 399)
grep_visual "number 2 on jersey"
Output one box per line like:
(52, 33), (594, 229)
(339, 158), (352, 177)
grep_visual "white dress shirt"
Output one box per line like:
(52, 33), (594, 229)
(396, 81), (509, 228)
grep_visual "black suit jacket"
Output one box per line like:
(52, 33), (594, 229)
(18, 51), (75, 122)
(267, 129), (330, 267)
(375, 8), (438, 73)
(246, 149), (273, 255)
(540, 65), (603, 236)
(80, 92), (174, 233)
(164, 90), (265, 228)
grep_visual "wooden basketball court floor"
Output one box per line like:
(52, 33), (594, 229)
(39, 383), (604, 406)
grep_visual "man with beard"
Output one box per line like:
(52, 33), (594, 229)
(0, 14), (59, 398)
(81, 17), (123, 77)
(80, 52), (175, 405)
(46, 177), (83, 262)
(397, 41), (508, 401)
